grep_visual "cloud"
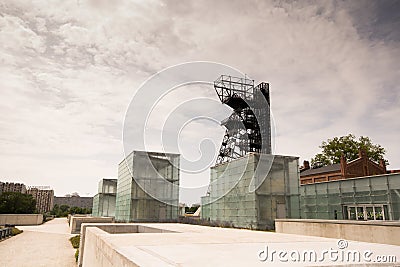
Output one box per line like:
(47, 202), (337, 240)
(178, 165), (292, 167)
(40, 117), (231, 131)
(0, 0), (399, 204)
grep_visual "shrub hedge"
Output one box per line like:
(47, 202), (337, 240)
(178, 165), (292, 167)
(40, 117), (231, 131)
(69, 235), (80, 248)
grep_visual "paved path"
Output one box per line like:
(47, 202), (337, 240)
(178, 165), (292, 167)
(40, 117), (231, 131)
(0, 218), (76, 267)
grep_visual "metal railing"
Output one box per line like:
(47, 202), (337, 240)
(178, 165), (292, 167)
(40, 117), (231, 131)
(0, 227), (12, 240)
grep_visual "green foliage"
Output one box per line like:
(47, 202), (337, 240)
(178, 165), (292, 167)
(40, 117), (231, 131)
(11, 227), (23, 236)
(0, 192), (36, 214)
(75, 249), (79, 263)
(69, 206), (91, 215)
(69, 235), (80, 248)
(50, 204), (67, 217)
(50, 204), (92, 217)
(59, 204), (69, 213)
(185, 206), (199, 213)
(70, 234), (80, 263)
(311, 134), (387, 168)
(311, 153), (332, 169)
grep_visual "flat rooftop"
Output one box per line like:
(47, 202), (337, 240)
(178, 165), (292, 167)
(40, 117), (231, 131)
(81, 223), (400, 266)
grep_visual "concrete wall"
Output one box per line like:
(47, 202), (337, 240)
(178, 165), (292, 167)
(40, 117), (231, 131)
(0, 214), (43, 225)
(67, 214), (87, 225)
(78, 223), (176, 267)
(80, 227), (137, 267)
(275, 219), (400, 246)
(69, 216), (114, 234)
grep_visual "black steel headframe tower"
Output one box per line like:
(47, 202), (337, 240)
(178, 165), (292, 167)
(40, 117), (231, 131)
(214, 75), (271, 164)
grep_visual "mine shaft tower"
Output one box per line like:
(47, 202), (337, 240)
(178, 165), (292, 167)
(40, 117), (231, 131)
(214, 75), (271, 164)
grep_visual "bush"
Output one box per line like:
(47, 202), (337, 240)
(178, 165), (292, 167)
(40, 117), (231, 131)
(51, 204), (92, 218)
(11, 227), (23, 236)
(75, 249), (79, 262)
(69, 235), (80, 248)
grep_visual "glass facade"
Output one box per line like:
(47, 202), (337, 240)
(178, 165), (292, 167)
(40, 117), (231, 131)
(201, 154), (300, 230)
(300, 173), (400, 220)
(98, 179), (118, 194)
(115, 151), (180, 222)
(92, 193), (116, 217)
(92, 179), (117, 217)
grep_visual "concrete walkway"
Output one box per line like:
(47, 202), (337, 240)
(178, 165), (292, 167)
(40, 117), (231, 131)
(0, 218), (76, 267)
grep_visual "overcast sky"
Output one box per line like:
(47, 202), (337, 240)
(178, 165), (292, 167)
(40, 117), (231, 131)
(1, 0), (399, 204)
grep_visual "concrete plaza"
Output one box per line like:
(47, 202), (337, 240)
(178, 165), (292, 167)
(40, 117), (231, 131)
(0, 218), (76, 267)
(1, 218), (399, 266)
(81, 223), (400, 266)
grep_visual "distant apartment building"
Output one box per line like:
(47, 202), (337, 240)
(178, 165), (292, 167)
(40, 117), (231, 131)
(27, 186), (54, 213)
(54, 195), (93, 209)
(0, 181), (27, 194)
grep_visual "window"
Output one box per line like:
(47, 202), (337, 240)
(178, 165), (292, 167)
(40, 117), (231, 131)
(346, 204), (388, 221)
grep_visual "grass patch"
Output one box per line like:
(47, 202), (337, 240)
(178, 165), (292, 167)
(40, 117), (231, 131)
(11, 227), (23, 236)
(69, 235), (80, 248)
(75, 248), (79, 262)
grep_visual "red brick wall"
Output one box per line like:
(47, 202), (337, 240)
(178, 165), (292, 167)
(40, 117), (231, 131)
(300, 155), (386, 185)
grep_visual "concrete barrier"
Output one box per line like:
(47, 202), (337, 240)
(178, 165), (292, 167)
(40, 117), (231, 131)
(69, 216), (114, 234)
(81, 227), (134, 267)
(67, 214), (88, 225)
(78, 222), (400, 266)
(275, 219), (400, 246)
(78, 223), (177, 266)
(0, 214), (43, 226)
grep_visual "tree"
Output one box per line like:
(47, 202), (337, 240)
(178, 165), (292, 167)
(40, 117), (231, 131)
(0, 192), (36, 214)
(69, 206), (82, 214)
(59, 204), (70, 213)
(50, 205), (92, 217)
(311, 134), (387, 169)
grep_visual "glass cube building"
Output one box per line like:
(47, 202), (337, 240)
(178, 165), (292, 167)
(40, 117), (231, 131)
(115, 151), (180, 222)
(201, 153), (300, 230)
(92, 179), (117, 217)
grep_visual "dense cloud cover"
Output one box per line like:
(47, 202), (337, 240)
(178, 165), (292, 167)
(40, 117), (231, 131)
(0, 0), (399, 204)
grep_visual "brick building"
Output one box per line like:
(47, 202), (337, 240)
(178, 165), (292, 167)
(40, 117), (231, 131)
(300, 149), (387, 184)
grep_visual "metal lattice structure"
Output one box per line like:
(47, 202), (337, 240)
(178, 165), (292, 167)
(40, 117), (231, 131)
(214, 75), (271, 164)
